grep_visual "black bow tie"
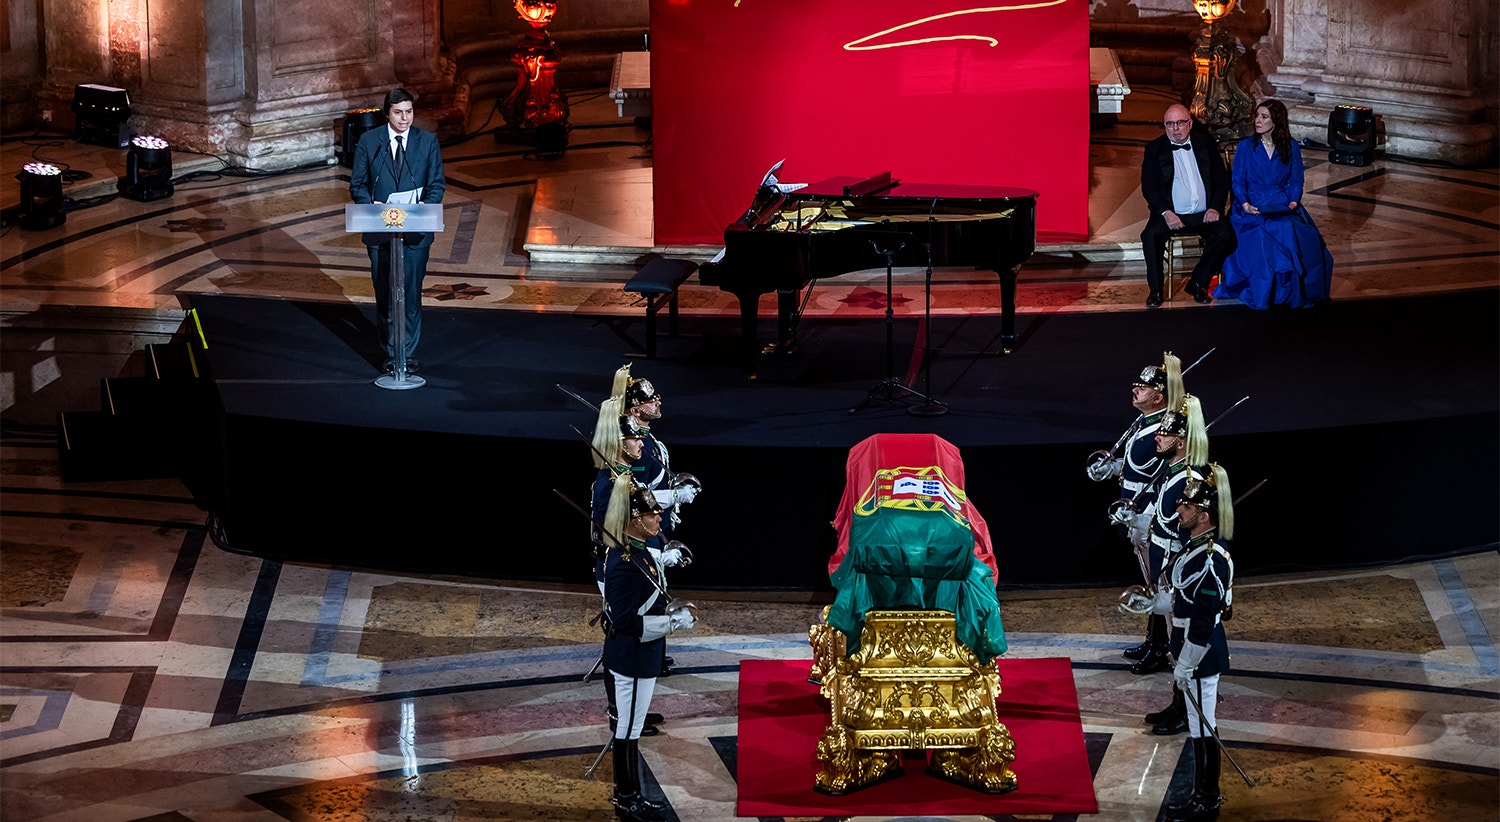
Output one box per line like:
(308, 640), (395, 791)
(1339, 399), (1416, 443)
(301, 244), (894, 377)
(1171, 142), (1193, 151)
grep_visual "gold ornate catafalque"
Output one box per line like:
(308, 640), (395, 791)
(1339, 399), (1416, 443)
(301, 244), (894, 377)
(808, 607), (1018, 796)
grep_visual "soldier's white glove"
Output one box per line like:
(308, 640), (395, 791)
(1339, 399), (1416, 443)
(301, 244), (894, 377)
(1151, 586), (1173, 615)
(1128, 510), (1152, 548)
(1087, 456), (1123, 482)
(659, 540), (692, 568)
(653, 486), (694, 507)
(669, 608), (697, 632)
(1174, 641), (1208, 693)
(674, 483), (700, 504)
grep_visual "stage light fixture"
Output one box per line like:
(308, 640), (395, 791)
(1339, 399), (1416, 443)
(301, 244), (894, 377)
(72, 84), (132, 148)
(1328, 104), (1376, 166)
(16, 162), (66, 230)
(338, 107), (385, 168)
(118, 135), (175, 201)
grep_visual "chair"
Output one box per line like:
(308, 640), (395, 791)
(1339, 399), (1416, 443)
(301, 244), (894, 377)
(622, 258), (697, 358)
(1163, 234), (1203, 301)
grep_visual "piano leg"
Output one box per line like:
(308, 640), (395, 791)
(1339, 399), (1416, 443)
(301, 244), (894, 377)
(999, 264), (1019, 354)
(773, 290), (800, 355)
(735, 292), (761, 377)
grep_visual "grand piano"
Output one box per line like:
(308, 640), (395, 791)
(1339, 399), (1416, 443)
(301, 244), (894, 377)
(697, 171), (1039, 375)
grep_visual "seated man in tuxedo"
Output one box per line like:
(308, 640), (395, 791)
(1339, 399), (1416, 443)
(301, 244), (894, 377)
(1139, 104), (1235, 308)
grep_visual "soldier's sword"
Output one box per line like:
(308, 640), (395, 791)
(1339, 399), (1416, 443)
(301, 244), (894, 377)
(1182, 346), (1216, 376)
(557, 383), (599, 412)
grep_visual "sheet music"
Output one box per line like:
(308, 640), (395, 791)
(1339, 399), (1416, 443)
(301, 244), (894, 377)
(384, 188), (422, 204)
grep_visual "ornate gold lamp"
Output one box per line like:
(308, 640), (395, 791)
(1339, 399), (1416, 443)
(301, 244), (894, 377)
(1189, 0), (1253, 136)
(501, 0), (569, 131)
(809, 608), (1018, 795)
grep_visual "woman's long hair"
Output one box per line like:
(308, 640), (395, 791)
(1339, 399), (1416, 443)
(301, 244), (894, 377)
(1260, 99), (1292, 164)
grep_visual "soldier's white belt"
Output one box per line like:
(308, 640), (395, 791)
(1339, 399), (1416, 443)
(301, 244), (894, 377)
(1171, 614), (1222, 629)
(1151, 533), (1179, 551)
(1122, 479), (1147, 494)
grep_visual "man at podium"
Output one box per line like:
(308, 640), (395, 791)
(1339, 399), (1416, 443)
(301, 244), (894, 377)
(349, 88), (446, 374)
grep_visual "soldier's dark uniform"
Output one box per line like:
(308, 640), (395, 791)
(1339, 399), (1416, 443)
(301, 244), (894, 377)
(1164, 503), (1233, 822)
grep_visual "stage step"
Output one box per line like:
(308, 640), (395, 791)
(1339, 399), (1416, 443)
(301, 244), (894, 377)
(56, 329), (219, 487)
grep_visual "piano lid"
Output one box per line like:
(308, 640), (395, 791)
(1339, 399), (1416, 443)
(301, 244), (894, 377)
(793, 176), (1039, 202)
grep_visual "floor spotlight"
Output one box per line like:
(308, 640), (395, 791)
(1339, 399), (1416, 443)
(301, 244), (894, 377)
(118, 135), (175, 201)
(339, 108), (384, 168)
(1328, 105), (1377, 166)
(16, 162), (66, 230)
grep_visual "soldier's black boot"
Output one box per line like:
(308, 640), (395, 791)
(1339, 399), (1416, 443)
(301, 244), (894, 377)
(1150, 685), (1189, 734)
(1164, 737), (1207, 820)
(1130, 616), (1171, 675)
(626, 738), (668, 818)
(1191, 737), (1224, 820)
(1145, 685), (1186, 725)
(611, 739), (666, 822)
(1123, 618), (1154, 660)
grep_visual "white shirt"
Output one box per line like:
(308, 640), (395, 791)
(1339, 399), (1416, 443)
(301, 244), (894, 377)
(384, 127), (422, 203)
(1168, 142), (1207, 216)
(387, 127), (409, 161)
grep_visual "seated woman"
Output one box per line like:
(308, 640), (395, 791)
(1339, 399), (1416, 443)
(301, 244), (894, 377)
(1214, 99), (1334, 309)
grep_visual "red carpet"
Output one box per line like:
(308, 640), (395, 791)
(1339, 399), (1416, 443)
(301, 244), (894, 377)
(736, 656), (1098, 817)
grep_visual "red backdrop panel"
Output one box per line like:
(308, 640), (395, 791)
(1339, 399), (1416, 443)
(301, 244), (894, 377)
(650, 0), (1090, 245)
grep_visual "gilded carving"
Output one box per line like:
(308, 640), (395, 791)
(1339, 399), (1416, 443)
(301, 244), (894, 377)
(810, 609), (1018, 795)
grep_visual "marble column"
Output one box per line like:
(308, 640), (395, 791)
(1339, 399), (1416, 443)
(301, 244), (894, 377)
(1267, 0), (1496, 164)
(34, 0), (453, 171)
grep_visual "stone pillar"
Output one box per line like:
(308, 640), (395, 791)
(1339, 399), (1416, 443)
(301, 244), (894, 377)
(1268, 0), (1496, 164)
(34, 0), (451, 170)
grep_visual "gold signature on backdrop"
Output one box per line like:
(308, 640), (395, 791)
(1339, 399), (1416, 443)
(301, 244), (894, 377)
(843, 1), (1070, 51)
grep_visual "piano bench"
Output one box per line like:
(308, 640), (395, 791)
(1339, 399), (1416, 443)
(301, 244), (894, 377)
(624, 258), (698, 358)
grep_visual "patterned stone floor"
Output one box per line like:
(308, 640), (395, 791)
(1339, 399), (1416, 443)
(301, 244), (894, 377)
(1, 84), (1497, 821)
(0, 438), (1496, 821)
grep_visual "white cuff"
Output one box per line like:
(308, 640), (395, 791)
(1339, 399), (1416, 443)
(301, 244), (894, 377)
(641, 615), (671, 642)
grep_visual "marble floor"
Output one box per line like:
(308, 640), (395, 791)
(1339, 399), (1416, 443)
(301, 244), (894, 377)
(2, 84), (1498, 821)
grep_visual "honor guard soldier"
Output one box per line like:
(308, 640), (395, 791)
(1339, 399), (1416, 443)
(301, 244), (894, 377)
(589, 401), (664, 736)
(1164, 464), (1235, 822)
(1091, 353), (1182, 663)
(601, 475), (698, 822)
(616, 367), (699, 677)
(1129, 395), (1209, 738)
(622, 372), (701, 540)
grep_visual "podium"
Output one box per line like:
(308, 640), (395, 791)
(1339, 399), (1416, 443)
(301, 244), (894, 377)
(345, 204), (444, 389)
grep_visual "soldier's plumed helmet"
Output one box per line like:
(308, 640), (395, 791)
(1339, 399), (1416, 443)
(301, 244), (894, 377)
(625, 377), (659, 408)
(1158, 406), (1189, 436)
(619, 415), (643, 439)
(1134, 364), (1168, 390)
(630, 484), (663, 518)
(1178, 472), (1218, 509)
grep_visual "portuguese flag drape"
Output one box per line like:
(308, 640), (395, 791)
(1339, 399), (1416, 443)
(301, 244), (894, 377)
(828, 434), (1007, 663)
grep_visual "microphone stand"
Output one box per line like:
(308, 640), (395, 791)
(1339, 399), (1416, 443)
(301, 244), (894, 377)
(909, 197), (948, 417)
(849, 226), (941, 414)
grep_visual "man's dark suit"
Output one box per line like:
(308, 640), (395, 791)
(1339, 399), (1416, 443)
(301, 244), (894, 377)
(349, 125), (445, 362)
(1139, 128), (1234, 297)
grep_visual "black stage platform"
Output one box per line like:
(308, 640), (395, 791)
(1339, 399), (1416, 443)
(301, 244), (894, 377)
(186, 290), (1499, 589)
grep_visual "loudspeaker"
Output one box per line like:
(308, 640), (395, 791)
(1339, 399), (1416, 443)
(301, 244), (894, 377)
(1328, 105), (1376, 166)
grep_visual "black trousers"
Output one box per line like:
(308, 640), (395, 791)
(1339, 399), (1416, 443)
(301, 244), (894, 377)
(1140, 212), (1236, 293)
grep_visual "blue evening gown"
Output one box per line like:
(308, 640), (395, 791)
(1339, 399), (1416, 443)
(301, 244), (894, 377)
(1214, 138), (1334, 309)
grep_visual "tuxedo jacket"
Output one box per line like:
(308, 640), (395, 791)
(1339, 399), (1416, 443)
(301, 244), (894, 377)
(1141, 128), (1230, 218)
(349, 124), (446, 247)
